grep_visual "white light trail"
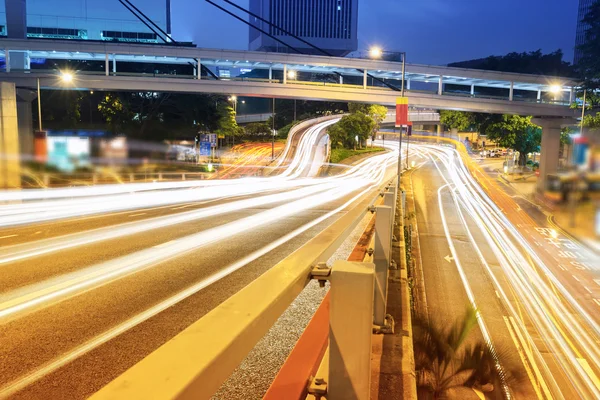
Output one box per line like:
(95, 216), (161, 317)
(419, 143), (600, 399)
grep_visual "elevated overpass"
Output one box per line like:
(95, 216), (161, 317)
(0, 38), (578, 118)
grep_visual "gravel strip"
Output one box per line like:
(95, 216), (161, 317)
(213, 211), (374, 400)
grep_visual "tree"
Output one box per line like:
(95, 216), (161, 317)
(348, 103), (388, 143)
(439, 110), (475, 132)
(98, 93), (133, 133)
(244, 122), (271, 137)
(413, 307), (520, 399)
(484, 115), (541, 166)
(328, 112), (375, 149)
(215, 103), (243, 141)
(449, 49), (574, 77)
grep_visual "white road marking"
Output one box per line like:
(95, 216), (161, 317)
(172, 204), (194, 210)
(0, 234), (17, 240)
(594, 299), (600, 307)
(585, 287), (593, 294)
(128, 213), (146, 217)
(572, 275), (581, 282)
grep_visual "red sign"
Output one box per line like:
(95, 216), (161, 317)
(395, 97), (409, 127)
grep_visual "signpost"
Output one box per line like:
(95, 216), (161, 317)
(395, 97), (409, 190)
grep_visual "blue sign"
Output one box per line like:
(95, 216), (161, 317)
(200, 141), (211, 156)
(208, 133), (217, 147)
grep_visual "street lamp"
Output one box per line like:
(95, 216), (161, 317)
(228, 95), (237, 112)
(369, 46), (383, 59)
(61, 72), (74, 83)
(287, 70), (297, 80)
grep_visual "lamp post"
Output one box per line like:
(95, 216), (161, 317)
(228, 96), (237, 146)
(36, 78), (42, 131)
(272, 98), (275, 160)
(37, 71), (75, 132)
(368, 47), (406, 96)
(581, 88), (587, 137)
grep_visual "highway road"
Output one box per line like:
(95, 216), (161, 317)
(405, 141), (600, 400)
(211, 142), (285, 179)
(0, 119), (400, 399)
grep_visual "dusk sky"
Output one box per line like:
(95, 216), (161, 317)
(172, 0), (578, 65)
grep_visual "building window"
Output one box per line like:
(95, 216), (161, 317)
(27, 27), (87, 40)
(101, 30), (158, 43)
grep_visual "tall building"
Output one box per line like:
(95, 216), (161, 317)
(248, 0), (358, 57)
(574, 0), (594, 64)
(0, 0), (171, 43)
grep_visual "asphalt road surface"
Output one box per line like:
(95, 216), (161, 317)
(407, 142), (600, 400)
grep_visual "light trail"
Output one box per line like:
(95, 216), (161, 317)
(0, 118), (412, 397)
(0, 125), (399, 322)
(0, 127), (402, 395)
(412, 142), (600, 399)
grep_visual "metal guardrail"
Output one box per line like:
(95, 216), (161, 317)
(90, 178), (399, 400)
(22, 171), (213, 187)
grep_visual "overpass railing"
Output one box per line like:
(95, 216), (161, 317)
(1, 67), (573, 107)
(89, 177), (399, 400)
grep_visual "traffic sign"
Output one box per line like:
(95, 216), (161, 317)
(199, 141), (211, 156)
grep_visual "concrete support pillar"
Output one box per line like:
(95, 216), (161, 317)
(268, 66), (273, 81)
(4, 50), (9, 72)
(339, 75), (343, 85)
(569, 87), (574, 104)
(533, 118), (563, 193)
(537, 90), (542, 101)
(16, 88), (35, 156)
(0, 82), (21, 188)
(406, 79), (411, 90)
(509, 81), (514, 101)
(438, 75), (443, 95)
(363, 70), (367, 89)
(112, 55), (116, 74)
(436, 124), (442, 136)
(470, 84), (475, 95)
(105, 53), (109, 76)
(283, 64), (287, 84)
(196, 58), (201, 79)
(329, 260), (374, 400)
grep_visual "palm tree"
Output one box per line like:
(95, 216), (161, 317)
(413, 306), (519, 399)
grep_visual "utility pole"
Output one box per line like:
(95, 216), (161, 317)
(37, 78), (42, 131)
(406, 126), (410, 169)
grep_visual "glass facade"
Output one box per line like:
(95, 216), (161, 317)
(0, 0), (169, 43)
(574, 0), (593, 64)
(249, 0), (358, 56)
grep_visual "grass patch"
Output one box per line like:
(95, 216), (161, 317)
(330, 147), (385, 164)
